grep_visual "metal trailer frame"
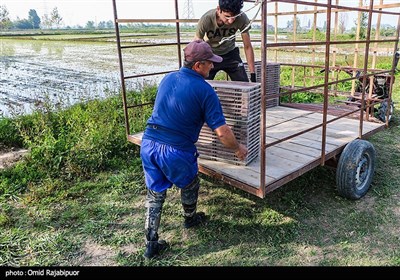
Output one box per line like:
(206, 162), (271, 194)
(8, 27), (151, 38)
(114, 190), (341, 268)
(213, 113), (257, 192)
(112, 0), (400, 199)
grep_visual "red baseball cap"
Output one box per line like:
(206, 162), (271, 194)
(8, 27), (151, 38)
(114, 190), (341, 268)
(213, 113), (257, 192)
(184, 40), (223, 63)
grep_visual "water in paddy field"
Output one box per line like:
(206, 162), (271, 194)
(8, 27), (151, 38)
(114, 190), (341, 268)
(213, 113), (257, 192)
(0, 39), (179, 117)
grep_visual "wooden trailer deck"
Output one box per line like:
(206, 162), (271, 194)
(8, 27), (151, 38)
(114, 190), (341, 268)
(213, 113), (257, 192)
(129, 105), (385, 197)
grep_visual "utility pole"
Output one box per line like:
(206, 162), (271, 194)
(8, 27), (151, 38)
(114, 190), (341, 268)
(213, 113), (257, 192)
(182, 0), (194, 26)
(43, 0), (48, 16)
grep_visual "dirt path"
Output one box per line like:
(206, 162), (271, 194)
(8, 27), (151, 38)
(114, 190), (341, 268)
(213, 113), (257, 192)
(0, 149), (28, 170)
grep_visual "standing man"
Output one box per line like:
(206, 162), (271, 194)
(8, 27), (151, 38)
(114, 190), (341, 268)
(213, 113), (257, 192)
(140, 40), (248, 259)
(195, 0), (256, 82)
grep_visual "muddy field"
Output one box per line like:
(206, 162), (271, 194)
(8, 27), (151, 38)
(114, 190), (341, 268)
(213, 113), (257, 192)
(0, 38), (178, 117)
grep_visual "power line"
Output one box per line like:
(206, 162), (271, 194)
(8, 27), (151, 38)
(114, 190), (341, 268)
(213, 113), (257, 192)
(182, 0), (194, 24)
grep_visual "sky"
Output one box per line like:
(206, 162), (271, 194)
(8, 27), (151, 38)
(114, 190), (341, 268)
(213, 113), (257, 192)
(1, 0), (218, 26)
(1, 0), (399, 28)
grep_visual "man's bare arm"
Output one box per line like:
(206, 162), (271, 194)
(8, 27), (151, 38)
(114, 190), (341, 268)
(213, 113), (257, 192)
(241, 32), (255, 75)
(214, 124), (248, 160)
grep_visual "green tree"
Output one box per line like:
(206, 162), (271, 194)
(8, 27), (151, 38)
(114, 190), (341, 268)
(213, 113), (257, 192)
(380, 25), (396, 37)
(28, 9), (41, 29)
(41, 14), (51, 29)
(50, 7), (63, 28)
(85, 21), (95, 29)
(286, 16), (300, 32)
(354, 0), (368, 39)
(339, 13), (348, 34)
(0, 5), (12, 30)
(359, 10), (368, 39)
(97, 21), (106, 29)
(15, 18), (33, 29)
(106, 20), (114, 29)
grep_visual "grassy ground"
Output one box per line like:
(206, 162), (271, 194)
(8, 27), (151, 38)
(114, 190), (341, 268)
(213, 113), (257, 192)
(1, 77), (399, 267)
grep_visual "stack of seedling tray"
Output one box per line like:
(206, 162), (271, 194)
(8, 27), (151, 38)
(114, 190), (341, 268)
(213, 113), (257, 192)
(196, 80), (261, 166)
(244, 61), (280, 108)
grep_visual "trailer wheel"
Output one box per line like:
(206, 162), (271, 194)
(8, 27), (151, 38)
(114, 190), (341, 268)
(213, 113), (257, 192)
(336, 139), (376, 200)
(376, 100), (394, 123)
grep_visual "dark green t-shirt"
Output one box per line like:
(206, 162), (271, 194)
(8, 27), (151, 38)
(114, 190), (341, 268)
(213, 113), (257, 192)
(196, 9), (251, 56)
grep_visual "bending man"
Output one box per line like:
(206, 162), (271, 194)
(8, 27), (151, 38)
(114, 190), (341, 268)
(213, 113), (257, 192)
(140, 40), (248, 259)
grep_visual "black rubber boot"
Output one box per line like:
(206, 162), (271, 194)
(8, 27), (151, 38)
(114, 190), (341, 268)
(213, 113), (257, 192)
(183, 211), (206, 228)
(144, 230), (168, 259)
(144, 241), (168, 259)
(181, 176), (207, 228)
(144, 189), (168, 259)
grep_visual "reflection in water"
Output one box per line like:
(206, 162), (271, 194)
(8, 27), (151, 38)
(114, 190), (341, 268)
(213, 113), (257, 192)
(46, 42), (65, 57)
(1, 44), (15, 57)
(31, 41), (44, 53)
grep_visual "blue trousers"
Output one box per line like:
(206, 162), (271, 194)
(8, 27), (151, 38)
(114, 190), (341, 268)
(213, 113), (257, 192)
(140, 139), (199, 192)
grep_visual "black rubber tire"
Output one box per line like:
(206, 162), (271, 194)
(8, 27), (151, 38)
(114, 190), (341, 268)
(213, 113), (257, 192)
(377, 100), (394, 122)
(336, 139), (376, 200)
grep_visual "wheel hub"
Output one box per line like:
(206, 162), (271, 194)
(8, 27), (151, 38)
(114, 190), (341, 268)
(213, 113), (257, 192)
(355, 156), (369, 188)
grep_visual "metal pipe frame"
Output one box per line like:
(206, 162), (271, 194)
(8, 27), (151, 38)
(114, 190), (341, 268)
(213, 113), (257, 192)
(112, 0), (400, 198)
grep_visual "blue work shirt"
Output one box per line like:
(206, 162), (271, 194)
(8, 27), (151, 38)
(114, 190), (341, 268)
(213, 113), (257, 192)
(143, 67), (226, 153)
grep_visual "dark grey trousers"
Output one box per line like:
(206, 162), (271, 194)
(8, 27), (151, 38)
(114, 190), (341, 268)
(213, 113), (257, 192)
(206, 47), (249, 82)
(145, 175), (200, 241)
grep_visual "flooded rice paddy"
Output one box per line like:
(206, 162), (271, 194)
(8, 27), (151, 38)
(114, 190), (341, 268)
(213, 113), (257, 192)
(0, 38), (179, 117)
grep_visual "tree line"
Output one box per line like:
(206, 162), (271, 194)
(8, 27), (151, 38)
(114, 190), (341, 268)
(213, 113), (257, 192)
(282, 14), (397, 38)
(0, 5), (114, 30)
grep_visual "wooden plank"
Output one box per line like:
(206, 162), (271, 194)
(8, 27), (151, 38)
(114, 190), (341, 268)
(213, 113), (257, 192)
(292, 127), (357, 146)
(289, 119), (360, 138)
(264, 107), (376, 129)
(265, 115), (295, 127)
(276, 136), (339, 152)
(264, 111), (383, 149)
(200, 144), (317, 189)
(288, 118), (380, 142)
(266, 120), (316, 139)
(198, 158), (270, 187)
(129, 132), (143, 145)
(301, 112), (382, 131)
(271, 139), (325, 158)
(267, 145), (315, 164)
(200, 146), (315, 189)
(266, 106), (316, 119)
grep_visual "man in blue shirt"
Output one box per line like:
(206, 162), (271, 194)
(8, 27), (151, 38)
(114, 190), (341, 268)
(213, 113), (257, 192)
(141, 40), (248, 259)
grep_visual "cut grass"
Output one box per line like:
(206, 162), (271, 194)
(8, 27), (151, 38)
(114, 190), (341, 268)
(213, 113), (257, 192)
(1, 112), (400, 266)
